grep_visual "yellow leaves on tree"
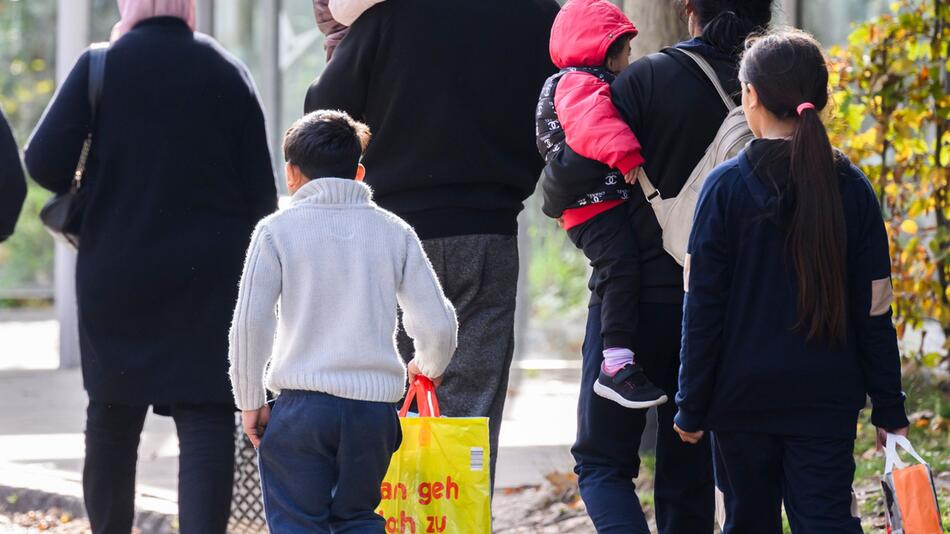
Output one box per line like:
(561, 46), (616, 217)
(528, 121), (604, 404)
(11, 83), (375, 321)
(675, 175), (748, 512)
(902, 219), (920, 235)
(829, 0), (950, 361)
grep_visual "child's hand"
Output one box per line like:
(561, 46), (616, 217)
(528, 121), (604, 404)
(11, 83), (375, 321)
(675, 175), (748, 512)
(242, 404), (271, 449)
(624, 167), (640, 185)
(875, 425), (909, 451)
(557, 217), (565, 229)
(407, 358), (443, 387)
(673, 423), (704, 444)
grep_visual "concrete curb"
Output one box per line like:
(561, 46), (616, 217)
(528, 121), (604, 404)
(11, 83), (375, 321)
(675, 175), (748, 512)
(0, 462), (178, 533)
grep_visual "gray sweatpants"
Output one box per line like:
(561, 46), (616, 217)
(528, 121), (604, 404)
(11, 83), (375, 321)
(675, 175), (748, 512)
(397, 234), (519, 488)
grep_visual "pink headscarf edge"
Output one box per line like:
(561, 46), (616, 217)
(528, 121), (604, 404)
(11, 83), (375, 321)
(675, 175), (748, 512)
(112, 0), (197, 42)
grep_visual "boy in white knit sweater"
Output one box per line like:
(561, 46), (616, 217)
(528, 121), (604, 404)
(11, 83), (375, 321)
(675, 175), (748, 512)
(228, 110), (458, 533)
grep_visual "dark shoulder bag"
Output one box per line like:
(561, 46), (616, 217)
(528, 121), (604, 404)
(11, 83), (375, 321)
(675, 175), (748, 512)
(40, 43), (109, 250)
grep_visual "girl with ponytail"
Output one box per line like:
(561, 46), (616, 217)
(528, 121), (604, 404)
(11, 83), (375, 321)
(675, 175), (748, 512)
(674, 29), (909, 533)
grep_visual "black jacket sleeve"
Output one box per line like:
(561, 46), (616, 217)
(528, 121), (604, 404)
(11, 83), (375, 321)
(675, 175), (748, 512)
(25, 51), (93, 196)
(238, 84), (278, 224)
(303, 7), (385, 118)
(849, 170), (908, 430)
(540, 145), (611, 218)
(0, 109), (26, 242)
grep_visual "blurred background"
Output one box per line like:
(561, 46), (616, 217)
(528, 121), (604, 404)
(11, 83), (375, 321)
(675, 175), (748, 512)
(0, 0), (897, 350)
(0, 1), (945, 532)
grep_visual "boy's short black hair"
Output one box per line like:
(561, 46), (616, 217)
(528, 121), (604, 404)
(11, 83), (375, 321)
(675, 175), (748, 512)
(283, 110), (371, 180)
(605, 33), (634, 63)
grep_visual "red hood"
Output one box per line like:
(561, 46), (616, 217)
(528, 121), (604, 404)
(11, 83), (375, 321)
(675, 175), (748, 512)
(550, 0), (638, 69)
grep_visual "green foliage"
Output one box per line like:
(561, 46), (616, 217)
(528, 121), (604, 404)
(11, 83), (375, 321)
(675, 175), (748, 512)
(0, 0), (56, 135)
(526, 209), (590, 319)
(0, 184), (52, 290)
(828, 0), (950, 360)
(0, 0), (57, 298)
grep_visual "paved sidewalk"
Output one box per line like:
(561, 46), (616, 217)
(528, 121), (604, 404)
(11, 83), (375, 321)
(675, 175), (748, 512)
(0, 315), (582, 509)
(0, 366), (579, 487)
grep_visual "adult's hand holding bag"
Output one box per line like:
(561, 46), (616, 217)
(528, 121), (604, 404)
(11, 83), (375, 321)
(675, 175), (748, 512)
(377, 377), (491, 533)
(39, 43), (108, 250)
(881, 433), (944, 534)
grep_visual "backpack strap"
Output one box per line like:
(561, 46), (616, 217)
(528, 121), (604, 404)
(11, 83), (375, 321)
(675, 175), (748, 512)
(639, 49), (737, 203)
(638, 167), (660, 203)
(675, 48), (736, 111)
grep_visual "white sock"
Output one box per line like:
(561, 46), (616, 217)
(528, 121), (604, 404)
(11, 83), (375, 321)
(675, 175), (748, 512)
(603, 347), (634, 376)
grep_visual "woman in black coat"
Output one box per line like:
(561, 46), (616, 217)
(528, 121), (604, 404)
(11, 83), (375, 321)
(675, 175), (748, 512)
(25, 3), (277, 532)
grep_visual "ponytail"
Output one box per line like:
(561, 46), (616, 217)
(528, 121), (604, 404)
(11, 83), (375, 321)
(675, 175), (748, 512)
(741, 30), (848, 345)
(788, 105), (848, 344)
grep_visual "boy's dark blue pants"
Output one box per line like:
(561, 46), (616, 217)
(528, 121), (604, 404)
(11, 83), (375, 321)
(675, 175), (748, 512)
(712, 432), (862, 534)
(572, 302), (715, 534)
(258, 390), (402, 533)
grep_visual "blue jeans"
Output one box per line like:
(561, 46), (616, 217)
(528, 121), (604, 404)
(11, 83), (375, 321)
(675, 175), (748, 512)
(572, 303), (715, 533)
(258, 390), (402, 533)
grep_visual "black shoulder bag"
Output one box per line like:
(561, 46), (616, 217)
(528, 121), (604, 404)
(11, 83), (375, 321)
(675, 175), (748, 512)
(40, 43), (109, 250)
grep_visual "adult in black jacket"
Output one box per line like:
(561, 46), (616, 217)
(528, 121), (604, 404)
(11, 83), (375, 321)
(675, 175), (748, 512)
(305, 0), (559, 486)
(25, 7), (277, 533)
(0, 109), (26, 242)
(544, 2), (775, 533)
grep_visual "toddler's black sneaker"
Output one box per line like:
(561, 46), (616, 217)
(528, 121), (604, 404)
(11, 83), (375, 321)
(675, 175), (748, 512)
(593, 363), (668, 409)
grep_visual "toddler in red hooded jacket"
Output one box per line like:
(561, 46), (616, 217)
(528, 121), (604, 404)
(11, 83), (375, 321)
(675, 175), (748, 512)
(536, 0), (666, 409)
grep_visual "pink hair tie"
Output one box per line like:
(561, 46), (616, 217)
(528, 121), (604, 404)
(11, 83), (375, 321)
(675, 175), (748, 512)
(797, 102), (816, 116)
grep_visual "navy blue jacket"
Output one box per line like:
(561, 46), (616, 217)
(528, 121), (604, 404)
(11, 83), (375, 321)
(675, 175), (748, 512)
(675, 139), (908, 438)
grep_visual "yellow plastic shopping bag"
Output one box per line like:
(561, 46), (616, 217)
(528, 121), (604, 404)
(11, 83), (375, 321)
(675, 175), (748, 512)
(377, 377), (491, 534)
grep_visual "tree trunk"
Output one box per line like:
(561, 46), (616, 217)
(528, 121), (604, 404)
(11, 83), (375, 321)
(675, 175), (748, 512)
(621, 0), (689, 57)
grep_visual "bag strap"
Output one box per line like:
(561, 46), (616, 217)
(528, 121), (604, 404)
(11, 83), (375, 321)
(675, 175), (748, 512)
(639, 49), (736, 202)
(637, 168), (659, 202)
(885, 433), (929, 474)
(88, 43), (109, 123)
(73, 43), (108, 190)
(675, 48), (736, 111)
(398, 376), (441, 418)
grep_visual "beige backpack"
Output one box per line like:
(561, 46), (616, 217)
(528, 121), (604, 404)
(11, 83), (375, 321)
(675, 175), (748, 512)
(637, 48), (754, 266)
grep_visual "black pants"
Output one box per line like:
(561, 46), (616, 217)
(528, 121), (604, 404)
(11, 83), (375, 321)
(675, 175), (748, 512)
(572, 302), (715, 533)
(567, 206), (640, 350)
(712, 432), (862, 534)
(83, 402), (235, 534)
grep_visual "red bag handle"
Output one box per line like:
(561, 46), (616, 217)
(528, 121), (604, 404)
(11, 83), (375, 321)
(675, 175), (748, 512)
(399, 376), (440, 418)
